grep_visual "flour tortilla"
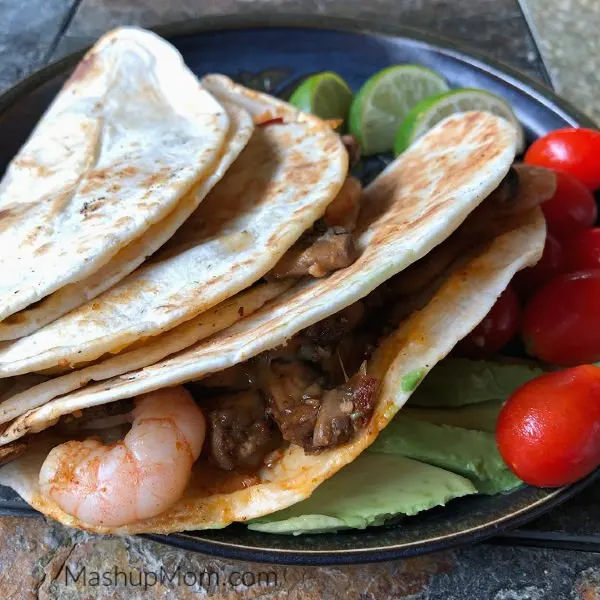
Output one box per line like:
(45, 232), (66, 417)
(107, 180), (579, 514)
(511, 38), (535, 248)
(0, 109), (518, 442)
(0, 81), (348, 376)
(0, 208), (545, 533)
(0, 280), (291, 426)
(0, 101), (254, 341)
(0, 27), (229, 322)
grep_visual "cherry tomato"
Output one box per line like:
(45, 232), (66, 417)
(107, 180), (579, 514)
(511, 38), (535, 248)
(564, 228), (600, 271)
(539, 171), (597, 239)
(525, 128), (600, 191)
(496, 365), (600, 487)
(522, 270), (600, 365)
(458, 285), (520, 358)
(513, 233), (564, 299)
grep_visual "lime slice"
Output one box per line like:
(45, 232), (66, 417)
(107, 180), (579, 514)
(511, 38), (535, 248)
(289, 72), (353, 123)
(348, 65), (449, 155)
(394, 88), (525, 156)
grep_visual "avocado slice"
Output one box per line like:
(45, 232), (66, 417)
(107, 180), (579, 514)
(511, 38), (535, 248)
(370, 417), (521, 494)
(248, 453), (476, 535)
(408, 357), (544, 407)
(402, 399), (503, 433)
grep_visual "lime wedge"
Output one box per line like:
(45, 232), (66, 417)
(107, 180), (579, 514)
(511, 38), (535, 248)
(394, 88), (525, 156)
(289, 72), (353, 123)
(348, 65), (449, 155)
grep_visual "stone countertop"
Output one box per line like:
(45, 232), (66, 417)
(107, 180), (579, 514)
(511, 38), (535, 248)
(520, 0), (600, 124)
(0, 1), (599, 598)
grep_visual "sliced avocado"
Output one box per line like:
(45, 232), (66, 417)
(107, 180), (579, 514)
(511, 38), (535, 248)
(248, 453), (476, 535)
(408, 357), (544, 407)
(402, 399), (503, 433)
(370, 417), (521, 494)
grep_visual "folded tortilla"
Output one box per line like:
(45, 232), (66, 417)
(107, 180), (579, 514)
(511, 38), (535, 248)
(0, 207), (545, 533)
(0, 108), (519, 427)
(0, 280), (292, 427)
(0, 99), (254, 340)
(0, 78), (348, 375)
(0, 27), (230, 323)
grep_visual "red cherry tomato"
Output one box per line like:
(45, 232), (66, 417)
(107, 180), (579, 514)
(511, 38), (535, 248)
(564, 228), (600, 271)
(513, 233), (564, 299)
(539, 171), (597, 239)
(496, 365), (600, 487)
(525, 128), (600, 191)
(458, 285), (520, 358)
(522, 270), (600, 365)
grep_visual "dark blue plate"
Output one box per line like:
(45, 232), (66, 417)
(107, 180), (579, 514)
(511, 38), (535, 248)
(0, 15), (597, 566)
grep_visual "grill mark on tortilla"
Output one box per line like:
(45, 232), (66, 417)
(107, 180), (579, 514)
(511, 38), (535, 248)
(357, 113), (506, 245)
(12, 157), (55, 178)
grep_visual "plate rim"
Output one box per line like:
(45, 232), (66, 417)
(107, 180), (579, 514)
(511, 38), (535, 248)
(0, 14), (597, 566)
(147, 469), (600, 566)
(0, 13), (596, 129)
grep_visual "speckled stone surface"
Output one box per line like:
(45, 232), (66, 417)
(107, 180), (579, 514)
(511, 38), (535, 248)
(0, 0), (73, 92)
(520, 0), (600, 124)
(0, 1), (599, 598)
(2, 515), (600, 599)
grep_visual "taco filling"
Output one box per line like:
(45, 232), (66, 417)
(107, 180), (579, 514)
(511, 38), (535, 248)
(175, 164), (539, 470)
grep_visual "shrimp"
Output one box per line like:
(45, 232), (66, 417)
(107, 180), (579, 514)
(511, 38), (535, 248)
(39, 386), (205, 528)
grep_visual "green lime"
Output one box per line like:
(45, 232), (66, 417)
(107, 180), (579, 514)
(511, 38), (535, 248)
(289, 72), (353, 124)
(348, 65), (449, 155)
(393, 88), (525, 156)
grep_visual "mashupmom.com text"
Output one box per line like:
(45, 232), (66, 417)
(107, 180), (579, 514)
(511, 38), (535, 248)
(58, 564), (279, 592)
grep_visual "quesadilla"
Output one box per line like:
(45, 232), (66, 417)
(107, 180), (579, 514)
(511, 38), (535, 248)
(0, 98), (254, 340)
(0, 28), (231, 326)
